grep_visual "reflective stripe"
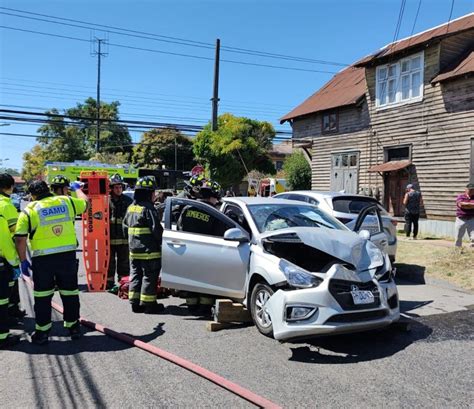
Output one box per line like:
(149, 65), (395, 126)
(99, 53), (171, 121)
(33, 289), (55, 298)
(140, 294), (157, 303)
(0, 298), (8, 306)
(129, 252), (161, 260)
(59, 289), (79, 296)
(128, 227), (152, 235)
(35, 322), (52, 332)
(0, 332), (8, 340)
(128, 291), (139, 300)
(8, 281), (15, 287)
(110, 218), (123, 223)
(32, 244), (77, 257)
(64, 320), (77, 328)
(110, 239), (128, 245)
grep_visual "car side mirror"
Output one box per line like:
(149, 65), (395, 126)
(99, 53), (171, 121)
(224, 227), (249, 242)
(358, 229), (371, 240)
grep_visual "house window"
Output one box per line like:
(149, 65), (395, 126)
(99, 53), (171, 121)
(322, 111), (338, 133)
(376, 52), (424, 108)
(275, 160), (284, 171)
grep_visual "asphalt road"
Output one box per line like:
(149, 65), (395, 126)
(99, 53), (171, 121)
(2, 225), (473, 408)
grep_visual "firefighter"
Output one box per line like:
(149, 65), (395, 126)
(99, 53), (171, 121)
(107, 174), (133, 291)
(15, 180), (88, 345)
(123, 176), (164, 314)
(0, 215), (21, 348)
(177, 178), (223, 315)
(50, 175), (71, 196)
(0, 173), (25, 324)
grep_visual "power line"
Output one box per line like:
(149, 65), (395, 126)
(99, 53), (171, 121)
(0, 7), (349, 67)
(446, 0), (456, 33)
(392, 0), (407, 45)
(410, 0), (422, 37)
(0, 25), (337, 74)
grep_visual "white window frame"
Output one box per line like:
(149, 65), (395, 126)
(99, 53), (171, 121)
(375, 51), (424, 109)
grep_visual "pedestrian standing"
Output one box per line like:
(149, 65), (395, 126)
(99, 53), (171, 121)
(403, 184), (421, 239)
(454, 182), (474, 248)
(123, 176), (164, 314)
(15, 180), (88, 345)
(0, 173), (25, 323)
(0, 214), (21, 348)
(107, 174), (133, 291)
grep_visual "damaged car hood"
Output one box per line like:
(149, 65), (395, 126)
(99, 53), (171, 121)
(259, 227), (384, 271)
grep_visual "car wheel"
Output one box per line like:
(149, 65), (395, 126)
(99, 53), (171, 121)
(250, 282), (274, 337)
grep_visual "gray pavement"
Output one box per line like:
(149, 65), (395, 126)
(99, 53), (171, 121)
(2, 225), (473, 408)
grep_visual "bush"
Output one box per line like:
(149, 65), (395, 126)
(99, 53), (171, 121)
(283, 151), (311, 190)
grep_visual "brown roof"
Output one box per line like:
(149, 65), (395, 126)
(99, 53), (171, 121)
(13, 176), (25, 183)
(432, 50), (474, 83)
(368, 160), (411, 173)
(356, 13), (474, 66)
(270, 141), (293, 155)
(280, 66), (366, 123)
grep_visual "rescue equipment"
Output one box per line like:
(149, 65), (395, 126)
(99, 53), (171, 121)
(80, 171), (110, 292)
(117, 275), (169, 300)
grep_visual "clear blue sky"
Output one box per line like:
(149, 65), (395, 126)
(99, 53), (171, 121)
(0, 0), (472, 171)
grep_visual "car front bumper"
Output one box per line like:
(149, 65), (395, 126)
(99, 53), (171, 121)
(266, 278), (400, 341)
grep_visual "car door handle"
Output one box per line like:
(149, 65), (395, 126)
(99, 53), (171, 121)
(166, 240), (186, 247)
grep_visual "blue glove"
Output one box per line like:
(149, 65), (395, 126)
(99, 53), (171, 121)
(69, 181), (83, 192)
(20, 260), (31, 277)
(12, 267), (21, 280)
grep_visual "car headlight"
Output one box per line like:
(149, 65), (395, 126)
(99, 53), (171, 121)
(279, 259), (323, 288)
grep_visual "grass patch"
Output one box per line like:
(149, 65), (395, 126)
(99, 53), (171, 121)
(395, 241), (474, 291)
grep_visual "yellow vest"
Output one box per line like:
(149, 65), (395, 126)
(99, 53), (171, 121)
(23, 196), (78, 257)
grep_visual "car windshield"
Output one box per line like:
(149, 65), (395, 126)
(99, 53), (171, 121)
(332, 197), (388, 215)
(248, 204), (347, 233)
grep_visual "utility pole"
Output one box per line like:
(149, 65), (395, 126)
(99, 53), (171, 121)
(211, 38), (220, 131)
(174, 136), (178, 171)
(91, 34), (108, 153)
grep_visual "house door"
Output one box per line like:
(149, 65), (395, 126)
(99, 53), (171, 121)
(331, 152), (359, 194)
(385, 171), (408, 216)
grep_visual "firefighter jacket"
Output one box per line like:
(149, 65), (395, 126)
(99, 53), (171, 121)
(109, 193), (133, 245)
(15, 194), (87, 258)
(123, 201), (163, 260)
(177, 200), (228, 237)
(0, 215), (19, 267)
(0, 192), (18, 234)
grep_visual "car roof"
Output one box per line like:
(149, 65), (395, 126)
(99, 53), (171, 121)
(222, 197), (314, 206)
(277, 190), (378, 200)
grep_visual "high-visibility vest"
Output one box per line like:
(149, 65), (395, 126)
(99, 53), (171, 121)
(22, 196), (79, 257)
(0, 215), (19, 267)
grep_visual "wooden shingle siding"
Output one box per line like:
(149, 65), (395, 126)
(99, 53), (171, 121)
(292, 37), (474, 221)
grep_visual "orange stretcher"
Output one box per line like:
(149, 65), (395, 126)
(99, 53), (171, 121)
(80, 171), (110, 292)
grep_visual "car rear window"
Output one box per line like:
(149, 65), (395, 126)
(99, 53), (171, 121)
(332, 197), (387, 215)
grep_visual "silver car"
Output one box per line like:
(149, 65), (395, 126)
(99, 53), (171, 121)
(274, 191), (398, 262)
(161, 197), (399, 341)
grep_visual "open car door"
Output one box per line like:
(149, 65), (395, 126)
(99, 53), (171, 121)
(353, 204), (388, 254)
(161, 198), (251, 300)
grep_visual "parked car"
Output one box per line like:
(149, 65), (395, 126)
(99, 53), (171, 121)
(10, 193), (21, 212)
(161, 197), (399, 341)
(274, 191), (397, 261)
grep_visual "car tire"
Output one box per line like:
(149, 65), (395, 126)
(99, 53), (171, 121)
(250, 282), (274, 337)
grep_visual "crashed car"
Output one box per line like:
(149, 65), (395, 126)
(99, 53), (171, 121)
(161, 197), (399, 341)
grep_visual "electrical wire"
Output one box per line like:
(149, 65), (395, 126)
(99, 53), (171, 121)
(0, 25), (337, 74)
(0, 7), (348, 67)
(410, 0), (422, 37)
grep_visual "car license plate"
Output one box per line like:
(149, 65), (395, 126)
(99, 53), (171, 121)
(351, 290), (374, 305)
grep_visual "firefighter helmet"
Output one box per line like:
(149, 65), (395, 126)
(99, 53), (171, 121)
(135, 176), (157, 191)
(50, 175), (70, 188)
(199, 179), (221, 198)
(109, 173), (125, 187)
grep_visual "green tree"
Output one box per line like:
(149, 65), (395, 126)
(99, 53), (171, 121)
(193, 113), (275, 187)
(22, 144), (47, 181)
(0, 167), (20, 176)
(132, 128), (194, 170)
(89, 151), (131, 165)
(283, 151), (311, 190)
(37, 98), (132, 161)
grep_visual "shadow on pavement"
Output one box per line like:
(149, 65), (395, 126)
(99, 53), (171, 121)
(399, 299), (433, 316)
(288, 319), (432, 364)
(10, 319), (165, 356)
(395, 264), (426, 284)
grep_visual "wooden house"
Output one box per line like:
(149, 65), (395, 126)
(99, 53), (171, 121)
(281, 13), (474, 235)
